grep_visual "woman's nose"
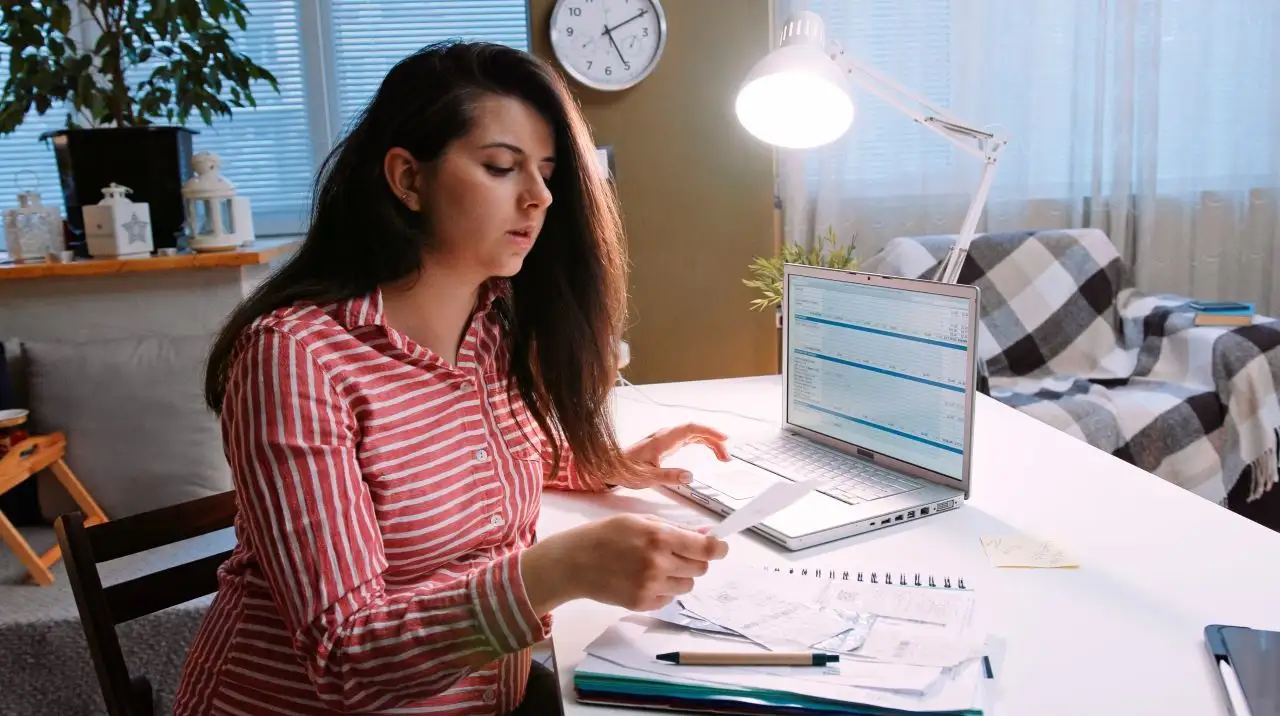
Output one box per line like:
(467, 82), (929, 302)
(524, 175), (552, 209)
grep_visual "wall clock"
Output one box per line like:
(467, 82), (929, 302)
(549, 0), (667, 92)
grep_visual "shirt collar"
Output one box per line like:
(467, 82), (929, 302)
(339, 278), (511, 331)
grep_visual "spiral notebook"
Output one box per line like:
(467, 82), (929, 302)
(760, 564), (972, 590)
(679, 563), (979, 640)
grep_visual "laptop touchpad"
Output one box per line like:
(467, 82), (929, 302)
(693, 468), (780, 501)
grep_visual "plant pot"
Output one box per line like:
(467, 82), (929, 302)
(40, 126), (198, 253)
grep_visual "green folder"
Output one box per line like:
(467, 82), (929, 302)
(574, 662), (985, 715)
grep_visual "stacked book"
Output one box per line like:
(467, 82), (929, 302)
(1191, 300), (1255, 327)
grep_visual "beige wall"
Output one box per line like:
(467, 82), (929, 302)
(529, 0), (778, 384)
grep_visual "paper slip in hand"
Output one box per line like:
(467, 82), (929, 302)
(980, 536), (1079, 568)
(708, 479), (822, 537)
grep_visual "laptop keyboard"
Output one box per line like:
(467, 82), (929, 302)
(730, 436), (922, 506)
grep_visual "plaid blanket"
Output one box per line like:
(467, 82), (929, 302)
(861, 228), (1280, 505)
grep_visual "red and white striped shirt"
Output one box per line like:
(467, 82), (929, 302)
(174, 281), (607, 715)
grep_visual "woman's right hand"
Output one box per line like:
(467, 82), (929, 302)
(523, 514), (728, 614)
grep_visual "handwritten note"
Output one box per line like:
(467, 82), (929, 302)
(980, 536), (1079, 568)
(708, 478), (821, 538)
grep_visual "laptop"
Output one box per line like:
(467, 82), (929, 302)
(666, 263), (980, 550)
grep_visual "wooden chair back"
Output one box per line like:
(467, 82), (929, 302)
(54, 490), (236, 716)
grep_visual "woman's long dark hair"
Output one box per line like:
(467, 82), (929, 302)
(205, 41), (635, 483)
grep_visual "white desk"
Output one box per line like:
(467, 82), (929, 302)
(540, 375), (1280, 715)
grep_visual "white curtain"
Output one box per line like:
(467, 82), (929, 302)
(776, 0), (1280, 313)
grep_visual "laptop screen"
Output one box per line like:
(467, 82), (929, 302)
(785, 273), (972, 481)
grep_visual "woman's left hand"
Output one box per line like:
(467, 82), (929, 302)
(612, 423), (732, 489)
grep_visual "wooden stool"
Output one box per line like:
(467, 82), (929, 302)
(0, 413), (108, 585)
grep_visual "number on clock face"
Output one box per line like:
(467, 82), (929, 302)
(550, 0), (666, 91)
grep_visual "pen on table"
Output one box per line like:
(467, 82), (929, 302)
(1219, 660), (1254, 716)
(656, 651), (839, 666)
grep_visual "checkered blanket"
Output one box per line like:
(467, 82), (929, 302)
(861, 228), (1280, 505)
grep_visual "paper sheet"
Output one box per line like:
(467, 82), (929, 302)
(980, 536), (1079, 568)
(708, 478), (821, 537)
(680, 576), (850, 651)
(850, 621), (986, 668)
(647, 602), (739, 637)
(818, 580), (977, 629)
(810, 613), (878, 654)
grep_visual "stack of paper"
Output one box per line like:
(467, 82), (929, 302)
(574, 563), (993, 714)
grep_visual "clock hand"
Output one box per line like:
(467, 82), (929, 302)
(602, 9), (647, 35)
(603, 25), (629, 69)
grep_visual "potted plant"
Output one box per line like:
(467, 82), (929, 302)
(743, 225), (859, 326)
(0, 0), (278, 251)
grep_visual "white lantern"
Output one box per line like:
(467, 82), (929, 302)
(3, 185), (63, 264)
(82, 183), (154, 259)
(181, 151), (255, 252)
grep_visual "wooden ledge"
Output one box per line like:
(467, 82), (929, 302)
(0, 237), (301, 281)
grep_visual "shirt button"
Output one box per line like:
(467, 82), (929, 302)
(475, 448), (489, 462)
(482, 689), (496, 704)
(490, 515), (504, 527)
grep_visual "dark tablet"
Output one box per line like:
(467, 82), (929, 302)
(1206, 624), (1280, 716)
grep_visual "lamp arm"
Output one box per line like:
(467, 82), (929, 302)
(828, 43), (1006, 283)
(829, 44), (1006, 164)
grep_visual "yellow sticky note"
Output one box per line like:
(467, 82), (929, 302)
(980, 536), (1079, 568)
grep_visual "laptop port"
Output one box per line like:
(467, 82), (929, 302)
(880, 518), (890, 525)
(907, 510), (916, 518)
(921, 507), (930, 515)
(895, 514), (903, 522)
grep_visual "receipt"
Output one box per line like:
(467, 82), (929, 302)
(680, 575), (849, 651)
(850, 622), (985, 668)
(708, 479), (821, 537)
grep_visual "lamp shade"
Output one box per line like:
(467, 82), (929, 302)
(735, 11), (854, 149)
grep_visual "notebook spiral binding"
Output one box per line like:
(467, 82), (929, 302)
(760, 565), (969, 590)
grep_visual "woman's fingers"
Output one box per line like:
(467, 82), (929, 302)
(653, 423), (731, 461)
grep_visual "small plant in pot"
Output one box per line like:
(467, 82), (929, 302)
(0, 0), (278, 252)
(743, 224), (859, 325)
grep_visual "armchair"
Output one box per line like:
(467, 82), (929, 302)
(863, 228), (1280, 528)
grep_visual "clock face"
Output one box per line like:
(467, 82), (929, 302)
(549, 0), (666, 92)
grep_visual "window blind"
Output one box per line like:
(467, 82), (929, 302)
(0, 2), (312, 231)
(800, 0), (953, 193)
(0, 52), (74, 213)
(0, 1), (530, 232)
(180, 0), (314, 233)
(330, 0), (530, 131)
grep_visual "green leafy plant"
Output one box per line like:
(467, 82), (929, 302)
(742, 225), (859, 312)
(0, 0), (279, 133)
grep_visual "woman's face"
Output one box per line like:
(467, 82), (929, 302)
(420, 94), (556, 280)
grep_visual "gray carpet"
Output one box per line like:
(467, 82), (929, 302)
(0, 525), (236, 716)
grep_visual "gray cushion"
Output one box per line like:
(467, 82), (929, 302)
(3, 338), (26, 410)
(23, 334), (231, 520)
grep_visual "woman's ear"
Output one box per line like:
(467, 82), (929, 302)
(384, 147), (422, 211)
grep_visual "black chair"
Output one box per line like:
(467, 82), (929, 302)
(54, 491), (237, 716)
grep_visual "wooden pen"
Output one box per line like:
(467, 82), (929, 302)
(656, 651), (839, 666)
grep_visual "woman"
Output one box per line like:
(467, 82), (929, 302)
(173, 41), (732, 715)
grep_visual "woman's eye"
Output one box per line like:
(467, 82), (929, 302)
(484, 165), (515, 176)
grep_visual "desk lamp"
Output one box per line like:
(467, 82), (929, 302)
(735, 10), (1008, 284)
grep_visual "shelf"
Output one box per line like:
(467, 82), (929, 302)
(0, 237), (301, 281)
